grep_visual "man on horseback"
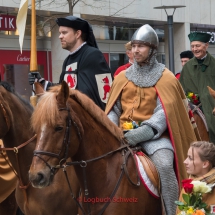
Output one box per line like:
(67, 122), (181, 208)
(28, 16), (112, 110)
(105, 24), (198, 215)
(179, 32), (215, 144)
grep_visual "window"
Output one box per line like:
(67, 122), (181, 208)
(110, 53), (127, 75)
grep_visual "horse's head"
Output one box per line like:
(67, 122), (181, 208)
(29, 81), (83, 188)
(208, 86), (215, 115)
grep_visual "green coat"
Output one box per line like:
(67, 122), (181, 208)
(179, 52), (215, 144)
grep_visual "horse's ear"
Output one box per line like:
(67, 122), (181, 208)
(207, 86), (215, 99)
(57, 81), (69, 107)
(34, 82), (45, 95)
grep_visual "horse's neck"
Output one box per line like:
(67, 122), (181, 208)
(69, 98), (124, 195)
(3, 98), (35, 184)
(73, 123), (122, 196)
(4, 104), (33, 146)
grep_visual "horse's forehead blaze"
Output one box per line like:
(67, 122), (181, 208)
(35, 123), (47, 150)
(40, 123), (47, 140)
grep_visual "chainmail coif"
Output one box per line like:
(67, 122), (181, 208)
(126, 49), (165, 87)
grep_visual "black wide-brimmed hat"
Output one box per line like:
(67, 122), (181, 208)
(180, 50), (194, 59)
(56, 16), (98, 48)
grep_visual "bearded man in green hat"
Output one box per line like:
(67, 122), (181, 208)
(179, 32), (215, 144)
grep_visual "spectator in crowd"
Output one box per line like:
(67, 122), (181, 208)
(176, 141), (215, 214)
(114, 41), (134, 78)
(175, 50), (193, 79)
(179, 32), (215, 143)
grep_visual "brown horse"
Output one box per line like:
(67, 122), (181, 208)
(208, 86), (215, 115)
(0, 81), (79, 215)
(29, 81), (162, 215)
(189, 102), (209, 141)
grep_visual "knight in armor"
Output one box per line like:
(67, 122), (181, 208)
(105, 24), (198, 215)
(28, 16), (112, 110)
(179, 32), (215, 144)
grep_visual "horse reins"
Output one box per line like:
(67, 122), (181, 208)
(33, 105), (141, 215)
(33, 107), (82, 175)
(0, 101), (37, 190)
(191, 102), (202, 114)
(0, 134), (37, 189)
(61, 143), (141, 215)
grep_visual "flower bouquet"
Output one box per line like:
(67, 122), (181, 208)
(187, 92), (200, 105)
(122, 120), (142, 134)
(122, 121), (139, 130)
(175, 179), (213, 215)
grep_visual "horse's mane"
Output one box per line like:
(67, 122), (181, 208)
(32, 85), (124, 141)
(69, 89), (124, 141)
(0, 81), (33, 111)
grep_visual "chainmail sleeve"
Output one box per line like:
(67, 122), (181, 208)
(141, 96), (167, 139)
(107, 95), (122, 126)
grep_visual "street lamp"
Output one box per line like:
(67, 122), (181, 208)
(154, 5), (186, 74)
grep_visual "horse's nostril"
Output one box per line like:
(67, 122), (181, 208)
(37, 172), (45, 183)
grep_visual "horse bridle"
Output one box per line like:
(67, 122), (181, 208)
(33, 106), (81, 175)
(33, 105), (141, 215)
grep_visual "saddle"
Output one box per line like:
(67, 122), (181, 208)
(136, 151), (160, 195)
(135, 151), (166, 215)
(189, 102), (208, 132)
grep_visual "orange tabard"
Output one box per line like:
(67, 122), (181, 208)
(120, 82), (157, 129)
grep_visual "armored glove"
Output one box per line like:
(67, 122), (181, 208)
(124, 124), (154, 146)
(28, 72), (44, 85)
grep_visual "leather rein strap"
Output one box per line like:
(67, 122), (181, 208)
(0, 134), (37, 189)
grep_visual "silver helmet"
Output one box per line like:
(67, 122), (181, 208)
(131, 24), (159, 49)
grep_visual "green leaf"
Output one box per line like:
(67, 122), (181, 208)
(175, 201), (184, 206)
(199, 202), (208, 208)
(190, 194), (197, 206)
(178, 205), (185, 211)
(182, 194), (190, 204)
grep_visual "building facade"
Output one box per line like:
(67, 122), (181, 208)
(1, 0), (215, 98)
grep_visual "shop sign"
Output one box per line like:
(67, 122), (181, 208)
(0, 15), (16, 31)
(17, 54), (30, 62)
(208, 32), (215, 44)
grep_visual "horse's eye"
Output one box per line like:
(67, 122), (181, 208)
(55, 126), (63, 132)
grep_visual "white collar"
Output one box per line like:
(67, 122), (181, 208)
(69, 42), (87, 55)
(201, 54), (207, 60)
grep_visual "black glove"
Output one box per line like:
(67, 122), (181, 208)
(28, 72), (44, 85)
